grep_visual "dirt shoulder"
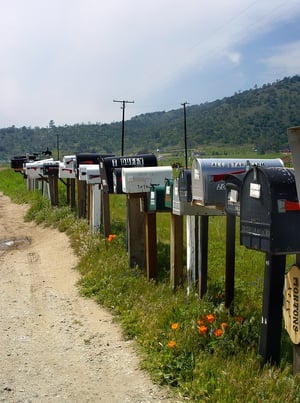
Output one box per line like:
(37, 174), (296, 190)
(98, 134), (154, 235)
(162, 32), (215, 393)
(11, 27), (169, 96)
(0, 192), (180, 403)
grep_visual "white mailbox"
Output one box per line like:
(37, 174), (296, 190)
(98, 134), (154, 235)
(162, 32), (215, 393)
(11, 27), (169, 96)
(78, 164), (99, 181)
(191, 158), (284, 209)
(122, 166), (173, 193)
(86, 165), (101, 184)
(25, 158), (53, 179)
(59, 155), (76, 179)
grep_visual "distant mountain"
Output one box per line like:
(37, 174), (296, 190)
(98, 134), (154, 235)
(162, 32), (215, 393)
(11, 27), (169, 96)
(1, 75), (300, 162)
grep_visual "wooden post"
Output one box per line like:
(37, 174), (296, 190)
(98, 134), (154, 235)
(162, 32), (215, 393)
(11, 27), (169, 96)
(170, 213), (184, 289)
(90, 185), (102, 233)
(225, 214), (236, 313)
(77, 179), (87, 218)
(48, 174), (59, 206)
(145, 212), (157, 280)
(126, 194), (146, 268)
(67, 178), (76, 209)
(102, 191), (111, 237)
(198, 215), (209, 298)
(259, 253), (286, 366)
(186, 215), (198, 294)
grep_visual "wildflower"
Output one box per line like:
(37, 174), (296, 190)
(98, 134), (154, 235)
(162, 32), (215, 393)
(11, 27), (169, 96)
(220, 322), (228, 330)
(236, 315), (244, 324)
(168, 340), (176, 348)
(107, 234), (117, 242)
(197, 318), (205, 326)
(214, 328), (223, 337)
(171, 322), (179, 330)
(198, 325), (208, 335)
(206, 314), (215, 324)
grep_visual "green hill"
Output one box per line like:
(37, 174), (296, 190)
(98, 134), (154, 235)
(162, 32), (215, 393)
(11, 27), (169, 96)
(1, 75), (300, 162)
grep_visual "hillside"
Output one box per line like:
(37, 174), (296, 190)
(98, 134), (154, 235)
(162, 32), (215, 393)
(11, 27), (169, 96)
(1, 75), (300, 162)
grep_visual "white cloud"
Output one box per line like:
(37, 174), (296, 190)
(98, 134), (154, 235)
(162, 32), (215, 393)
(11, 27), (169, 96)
(262, 40), (300, 76)
(1, 0), (300, 127)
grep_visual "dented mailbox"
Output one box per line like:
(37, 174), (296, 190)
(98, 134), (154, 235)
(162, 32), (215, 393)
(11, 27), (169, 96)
(191, 158), (284, 209)
(100, 154), (157, 193)
(122, 166), (173, 194)
(240, 167), (300, 254)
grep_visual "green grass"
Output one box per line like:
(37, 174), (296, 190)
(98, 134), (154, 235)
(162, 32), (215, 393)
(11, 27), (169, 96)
(0, 168), (299, 402)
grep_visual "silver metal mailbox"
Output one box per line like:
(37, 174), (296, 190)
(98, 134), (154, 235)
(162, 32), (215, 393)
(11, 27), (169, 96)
(191, 158), (284, 209)
(122, 166), (173, 194)
(86, 165), (101, 185)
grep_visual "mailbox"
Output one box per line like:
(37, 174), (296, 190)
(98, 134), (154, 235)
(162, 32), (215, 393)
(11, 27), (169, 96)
(240, 167), (300, 254)
(11, 155), (33, 171)
(78, 164), (99, 181)
(59, 155), (76, 179)
(25, 159), (53, 179)
(178, 169), (192, 202)
(100, 153), (157, 193)
(224, 173), (246, 216)
(172, 178), (225, 216)
(191, 158), (284, 209)
(75, 153), (101, 178)
(43, 161), (60, 177)
(148, 185), (171, 212)
(86, 165), (101, 185)
(122, 166), (173, 194)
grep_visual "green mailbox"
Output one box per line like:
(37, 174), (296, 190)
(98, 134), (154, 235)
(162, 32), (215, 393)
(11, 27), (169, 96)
(148, 185), (171, 212)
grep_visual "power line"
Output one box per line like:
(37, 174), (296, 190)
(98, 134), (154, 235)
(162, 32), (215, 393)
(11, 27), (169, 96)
(113, 99), (135, 156)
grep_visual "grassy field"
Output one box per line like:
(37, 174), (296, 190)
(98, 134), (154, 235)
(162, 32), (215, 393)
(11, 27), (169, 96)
(0, 167), (299, 402)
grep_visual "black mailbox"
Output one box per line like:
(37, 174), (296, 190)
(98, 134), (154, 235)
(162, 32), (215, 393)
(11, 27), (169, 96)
(76, 153), (101, 178)
(100, 153), (157, 193)
(11, 155), (37, 172)
(224, 173), (246, 216)
(240, 167), (300, 254)
(43, 162), (60, 177)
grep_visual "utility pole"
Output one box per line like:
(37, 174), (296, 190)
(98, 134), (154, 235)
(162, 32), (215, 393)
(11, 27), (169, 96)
(113, 99), (135, 155)
(181, 102), (189, 168)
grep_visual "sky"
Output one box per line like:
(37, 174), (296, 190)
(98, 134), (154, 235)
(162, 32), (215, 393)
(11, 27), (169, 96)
(1, 0), (300, 128)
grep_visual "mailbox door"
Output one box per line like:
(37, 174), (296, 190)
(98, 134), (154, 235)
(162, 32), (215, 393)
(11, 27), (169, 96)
(178, 169), (192, 202)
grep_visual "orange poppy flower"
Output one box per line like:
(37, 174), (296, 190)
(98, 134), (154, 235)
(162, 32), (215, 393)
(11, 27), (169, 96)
(171, 322), (179, 330)
(214, 328), (223, 337)
(206, 314), (215, 324)
(199, 325), (208, 335)
(168, 340), (176, 348)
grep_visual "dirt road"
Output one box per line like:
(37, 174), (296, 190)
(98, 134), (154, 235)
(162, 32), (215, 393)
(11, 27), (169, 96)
(0, 192), (179, 403)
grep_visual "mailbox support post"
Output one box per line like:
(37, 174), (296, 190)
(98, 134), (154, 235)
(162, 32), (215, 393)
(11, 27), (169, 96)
(198, 216), (209, 298)
(48, 174), (59, 206)
(77, 179), (87, 218)
(126, 194), (146, 269)
(66, 178), (76, 209)
(259, 253), (286, 366)
(145, 212), (157, 280)
(186, 215), (199, 294)
(225, 214), (236, 313)
(102, 192), (111, 237)
(170, 213), (184, 289)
